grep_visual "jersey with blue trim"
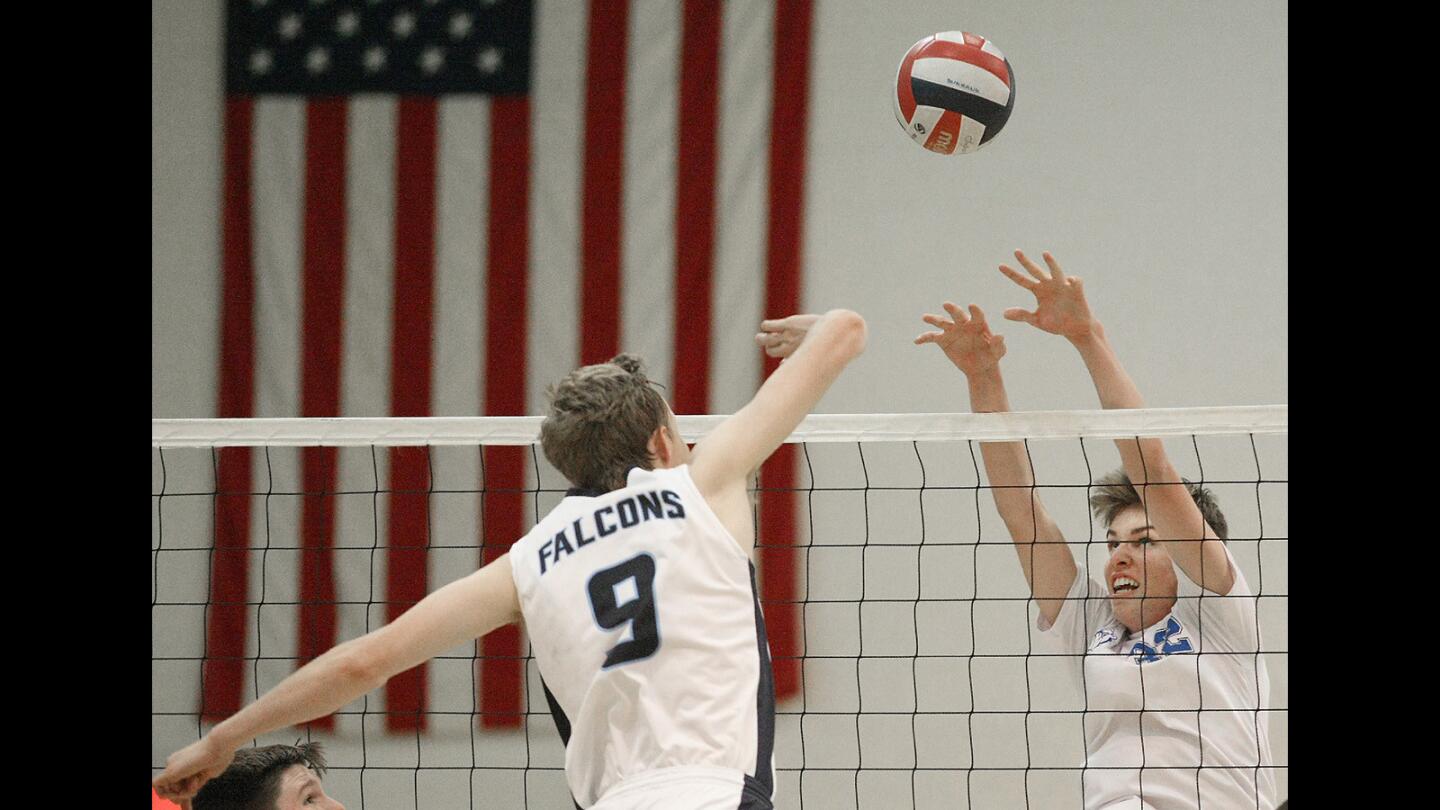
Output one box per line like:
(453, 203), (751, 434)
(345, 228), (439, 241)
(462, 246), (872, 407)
(1038, 546), (1277, 810)
(509, 465), (776, 809)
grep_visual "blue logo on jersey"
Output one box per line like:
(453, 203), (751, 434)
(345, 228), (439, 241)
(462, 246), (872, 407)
(1092, 627), (1118, 648)
(1126, 617), (1194, 665)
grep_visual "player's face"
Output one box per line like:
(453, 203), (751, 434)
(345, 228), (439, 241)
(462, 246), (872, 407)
(274, 764), (345, 810)
(1103, 505), (1179, 632)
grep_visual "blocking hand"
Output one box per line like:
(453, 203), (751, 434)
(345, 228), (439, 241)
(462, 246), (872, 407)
(914, 302), (1006, 376)
(999, 250), (1097, 340)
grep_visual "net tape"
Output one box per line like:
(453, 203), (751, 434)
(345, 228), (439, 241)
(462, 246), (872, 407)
(152, 405), (1286, 447)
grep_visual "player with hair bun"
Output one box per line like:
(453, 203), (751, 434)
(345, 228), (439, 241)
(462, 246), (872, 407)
(915, 250), (1276, 810)
(155, 309), (867, 810)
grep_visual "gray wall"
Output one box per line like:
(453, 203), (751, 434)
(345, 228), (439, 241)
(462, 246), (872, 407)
(154, 0), (1288, 416)
(153, 1), (1287, 807)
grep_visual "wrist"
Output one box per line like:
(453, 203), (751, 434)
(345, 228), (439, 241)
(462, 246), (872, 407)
(207, 718), (248, 753)
(965, 367), (1010, 410)
(1066, 320), (1105, 349)
(962, 364), (1004, 386)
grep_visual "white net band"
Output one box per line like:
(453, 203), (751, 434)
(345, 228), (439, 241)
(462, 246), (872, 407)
(152, 405), (1287, 447)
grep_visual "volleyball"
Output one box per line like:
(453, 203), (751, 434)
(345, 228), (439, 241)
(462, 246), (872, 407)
(893, 31), (1015, 155)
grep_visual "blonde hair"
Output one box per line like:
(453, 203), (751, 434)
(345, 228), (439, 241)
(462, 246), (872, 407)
(1088, 468), (1229, 540)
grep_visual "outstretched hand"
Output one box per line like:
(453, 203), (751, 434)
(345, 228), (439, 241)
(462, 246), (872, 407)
(153, 736), (235, 806)
(998, 250), (1097, 340)
(755, 314), (820, 360)
(914, 302), (1006, 376)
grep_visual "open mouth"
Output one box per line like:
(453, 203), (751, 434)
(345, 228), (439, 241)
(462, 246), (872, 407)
(1112, 576), (1140, 594)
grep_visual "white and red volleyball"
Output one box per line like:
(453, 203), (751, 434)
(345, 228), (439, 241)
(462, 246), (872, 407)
(893, 31), (1015, 155)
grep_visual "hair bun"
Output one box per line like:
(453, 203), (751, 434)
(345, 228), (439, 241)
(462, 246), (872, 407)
(609, 353), (646, 377)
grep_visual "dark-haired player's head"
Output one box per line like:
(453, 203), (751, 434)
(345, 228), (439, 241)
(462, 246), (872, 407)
(541, 353), (688, 492)
(192, 742), (343, 810)
(1090, 469), (1229, 632)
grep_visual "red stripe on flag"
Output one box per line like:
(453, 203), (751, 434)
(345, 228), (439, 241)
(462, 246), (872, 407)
(761, 0), (813, 702)
(297, 98), (348, 730)
(759, 444), (799, 690)
(581, 0), (629, 365)
(386, 96), (439, 732)
(479, 96), (532, 729)
(204, 96), (257, 722)
(916, 40), (1011, 87)
(481, 444), (526, 727)
(672, 0), (720, 414)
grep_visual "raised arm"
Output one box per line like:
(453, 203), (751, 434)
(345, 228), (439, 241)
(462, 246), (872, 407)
(681, 310), (865, 551)
(154, 555), (523, 804)
(1000, 250), (1234, 595)
(914, 302), (1076, 624)
(689, 309), (867, 495)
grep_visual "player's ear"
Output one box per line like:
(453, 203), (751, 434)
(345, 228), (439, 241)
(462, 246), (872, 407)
(647, 424), (674, 467)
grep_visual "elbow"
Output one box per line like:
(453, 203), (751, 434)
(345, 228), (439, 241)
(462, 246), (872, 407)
(335, 639), (388, 691)
(824, 309), (868, 361)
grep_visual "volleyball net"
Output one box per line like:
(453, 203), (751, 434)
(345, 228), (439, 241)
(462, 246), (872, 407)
(151, 407), (1287, 809)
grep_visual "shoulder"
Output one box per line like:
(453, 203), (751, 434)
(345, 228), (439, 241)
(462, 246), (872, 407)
(1038, 569), (1110, 633)
(1176, 543), (1247, 598)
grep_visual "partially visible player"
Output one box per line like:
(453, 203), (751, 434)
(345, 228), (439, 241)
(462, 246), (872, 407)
(186, 742), (343, 810)
(915, 251), (1275, 810)
(155, 309), (866, 810)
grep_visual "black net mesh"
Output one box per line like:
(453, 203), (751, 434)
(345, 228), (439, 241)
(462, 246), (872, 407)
(152, 426), (1286, 808)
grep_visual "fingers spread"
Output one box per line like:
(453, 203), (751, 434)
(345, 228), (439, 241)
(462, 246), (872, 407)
(914, 331), (941, 345)
(1042, 251), (1064, 280)
(967, 304), (986, 324)
(1014, 250), (1047, 280)
(1003, 308), (1035, 324)
(942, 301), (966, 322)
(921, 313), (953, 330)
(998, 265), (1038, 289)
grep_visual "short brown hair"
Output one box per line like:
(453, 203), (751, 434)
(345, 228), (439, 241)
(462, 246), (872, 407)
(540, 353), (669, 492)
(192, 742), (328, 810)
(1088, 468), (1228, 540)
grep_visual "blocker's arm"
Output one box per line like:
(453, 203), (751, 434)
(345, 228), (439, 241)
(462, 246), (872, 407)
(915, 301), (1076, 625)
(1000, 249), (1234, 595)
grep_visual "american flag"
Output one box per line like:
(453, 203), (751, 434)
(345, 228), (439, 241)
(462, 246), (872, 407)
(206, 0), (811, 732)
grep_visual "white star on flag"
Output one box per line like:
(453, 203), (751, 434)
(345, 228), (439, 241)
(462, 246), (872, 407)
(391, 11), (416, 38)
(420, 47), (445, 75)
(278, 13), (302, 40)
(476, 46), (503, 75)
(362, 45), (386, 73)
(248, 49), (272, 75)
(306, 46), (331, 74)
(335, 10), (359, 38)
(449, 12), (473, 40)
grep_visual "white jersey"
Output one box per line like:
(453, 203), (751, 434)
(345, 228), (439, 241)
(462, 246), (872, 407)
(509, 465), (776, 810)
(1038, 546), (1277, 810)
